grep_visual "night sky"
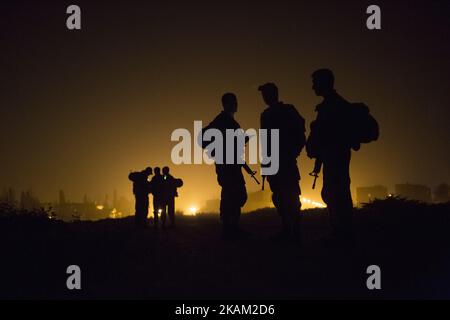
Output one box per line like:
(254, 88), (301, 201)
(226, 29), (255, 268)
(1, 0), (449, 210)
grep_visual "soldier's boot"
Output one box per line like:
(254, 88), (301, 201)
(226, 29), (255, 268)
(153, 212), (159, 229)
(272, 213), (291, 243)
(135, 213), (141, 227)
(221, 223), (234, 240)
(159, 208), (166, 229)
(222, 214), (241, 241)
(137, 211), (147, 228)
(169, 211), (176, 228)
(335, 226), (355, 247)
(292, 214), (302, 245)
(333, 204), (354, 247)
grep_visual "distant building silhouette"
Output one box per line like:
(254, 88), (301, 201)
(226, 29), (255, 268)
(1, 187), (40, 209)
(356, 185), (388, 204)
(395, 183), (432, 203)
(20, 189), (41, 210)
(53, 190), (132, 221)
(59, 189), (66, 205)
(203, 198), (220, 213)
(433, 183), (450, 203)
(113, 189), (118, 208)
(1, 187), (17, 207)
(104, 194), (110, 208)
(243, 191), (273, 212)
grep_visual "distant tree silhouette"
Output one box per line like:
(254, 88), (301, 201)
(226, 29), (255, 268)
(20, 189), (41, 210)
(1, 188), (17, 207)
(59, 189), (66, 205)
(434, 183), (450, 203)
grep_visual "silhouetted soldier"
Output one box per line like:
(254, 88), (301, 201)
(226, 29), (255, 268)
(149, 167), (165, 229)
(128, 167), (153, 227)
(308, 69), (354, 245)
(200, 93), (248, 240)
(259, 83), (306, 243)
(161, 166), (183, 228)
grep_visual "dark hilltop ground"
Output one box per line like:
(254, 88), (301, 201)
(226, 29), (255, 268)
(1, 198), (449, 300)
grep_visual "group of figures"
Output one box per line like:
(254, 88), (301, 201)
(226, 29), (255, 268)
(128, 166), (183, 228)
(128, 68), (378, 246)
(201, 68), (378, 244)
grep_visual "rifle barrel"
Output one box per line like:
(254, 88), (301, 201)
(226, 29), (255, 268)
(251, 175), (261, 185)
(242, 163), (260, 184)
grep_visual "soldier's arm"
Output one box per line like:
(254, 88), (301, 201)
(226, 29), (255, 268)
(198, 122), (213, 149)
(306, 105), (324, 159)
(260, 112), (267, 130)
(260, 112), (271, 169)
(128, 172), (137, 182)
(293, 106), (306, 147)
(146, 181), (154, 194)
(199, 115), (222, 149)
(286, 105), (306, 155)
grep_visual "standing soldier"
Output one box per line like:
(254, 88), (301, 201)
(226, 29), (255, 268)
(128, 167), (153, 228)
(200, 93), (248, 240)
(259, 83), (306, 243)
(149, 167), (165, 229)
(307, 68), (355, 246)
(161, 166), (183, 228)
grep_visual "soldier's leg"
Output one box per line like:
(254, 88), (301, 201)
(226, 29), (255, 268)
(220, 186), (240, 238)
(281, 194), (292, 233)
(334, 181), (353, 239)
(220, 187), (233, 235)
(271, 191), (281, 213)
(333, 154), (353, 239)
(322, 161), (340, 234)
(134, 196), (141, 226)
(219, 187), (230, 236)
(137, 195), (148, 227)
(143, 196), (149, 227)
(269, 177), (291, 237)
(230, 184), (247, 233)
(289, 184), (302, 240)
(279, 190), (301, 240)
(342, 196), (354, 238)
(229, 206), (240, 233)
(168, 198), (175, 227)
(278, 192), (296, 239)
(153, 198), (159, 228)
(160, 202), (167, 228)
(270, 189), (288, 238)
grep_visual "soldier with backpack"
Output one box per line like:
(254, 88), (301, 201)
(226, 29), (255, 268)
(199, 93), (249, 240)
(307, 68), (379, 246)
(149, 167), (165, 229)
(161, 166), (183, 228)
(128, 167), (153, 228)
(259, 82), (306, 243)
